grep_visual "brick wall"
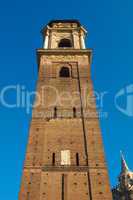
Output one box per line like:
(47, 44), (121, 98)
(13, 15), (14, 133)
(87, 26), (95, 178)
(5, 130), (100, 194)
(19, 50), (112, 200)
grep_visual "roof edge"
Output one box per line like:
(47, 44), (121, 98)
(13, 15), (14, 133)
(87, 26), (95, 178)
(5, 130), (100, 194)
(48, 19), (81, 27)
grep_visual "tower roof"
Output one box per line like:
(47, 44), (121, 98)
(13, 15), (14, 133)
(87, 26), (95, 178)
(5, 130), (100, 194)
(116, 152), (133, 192)
(41, 19), (87, 36)
(48, 19), (81, 27)
(120, 151), (129, 173)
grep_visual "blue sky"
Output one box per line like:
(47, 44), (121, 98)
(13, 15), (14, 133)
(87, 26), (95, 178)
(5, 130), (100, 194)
(0, 0), (133, 199)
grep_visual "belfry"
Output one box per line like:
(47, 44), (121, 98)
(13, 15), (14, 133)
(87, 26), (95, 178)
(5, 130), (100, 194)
(19, 20), (112, 200)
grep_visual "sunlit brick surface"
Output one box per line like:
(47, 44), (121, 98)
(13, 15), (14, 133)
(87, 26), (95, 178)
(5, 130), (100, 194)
(19, 20), (112, 200)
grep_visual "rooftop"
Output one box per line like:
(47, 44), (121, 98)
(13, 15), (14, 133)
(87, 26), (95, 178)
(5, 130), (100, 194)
(48, 19), (81, 27)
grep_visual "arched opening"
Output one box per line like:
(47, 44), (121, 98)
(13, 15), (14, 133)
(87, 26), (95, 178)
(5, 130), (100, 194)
(59, 67), (70, 77)
(58, 38), (72, 48)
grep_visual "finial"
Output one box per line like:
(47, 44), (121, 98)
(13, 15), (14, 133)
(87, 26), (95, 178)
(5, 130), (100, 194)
(120, 151), (129, 173)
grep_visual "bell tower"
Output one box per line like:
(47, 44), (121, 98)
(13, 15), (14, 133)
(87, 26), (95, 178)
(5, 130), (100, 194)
(19, 20), (112, 200)
(112, 153), (133, 200)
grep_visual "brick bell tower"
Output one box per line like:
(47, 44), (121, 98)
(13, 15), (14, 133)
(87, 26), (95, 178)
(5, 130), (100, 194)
(19, 20), (112, 200)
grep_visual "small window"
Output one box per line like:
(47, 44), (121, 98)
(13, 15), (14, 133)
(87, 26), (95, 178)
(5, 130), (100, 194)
(58, 38), (72, 48)
(59, 67), (70, 77)
(52, 153), (55, 165)
(54, 107), (57, 118)
(76, 153), (79, 166)
(62, 174), (65, 200)
(73, 107), (76, 118)
(61, 150), (71, 165)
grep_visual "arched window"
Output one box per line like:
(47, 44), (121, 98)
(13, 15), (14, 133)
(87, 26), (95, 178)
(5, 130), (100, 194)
(59, 67), (70, 77)
(58, 38), (72, 48)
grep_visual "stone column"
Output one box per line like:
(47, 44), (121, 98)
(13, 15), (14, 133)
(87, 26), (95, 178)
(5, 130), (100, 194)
(80, 31), (86, 49)
(73, 31), (80, 49)
(43, 30), (49, 49)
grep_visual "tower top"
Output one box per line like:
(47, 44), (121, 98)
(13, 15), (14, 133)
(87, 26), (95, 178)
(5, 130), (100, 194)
(41, 19), (87, 49)
(41, 19), (86, 33)
(120, 151), (129, 173)
(112, 153), (133, 200)
(48, 19), (81, 27)
(118, 153), (133, 191)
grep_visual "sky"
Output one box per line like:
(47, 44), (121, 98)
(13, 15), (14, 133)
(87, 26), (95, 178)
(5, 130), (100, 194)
(0, 0), (133, 199)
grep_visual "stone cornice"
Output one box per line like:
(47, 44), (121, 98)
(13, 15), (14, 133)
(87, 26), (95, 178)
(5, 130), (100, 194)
(36, 48), (93, 69)
(37, 48), (92, 54)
